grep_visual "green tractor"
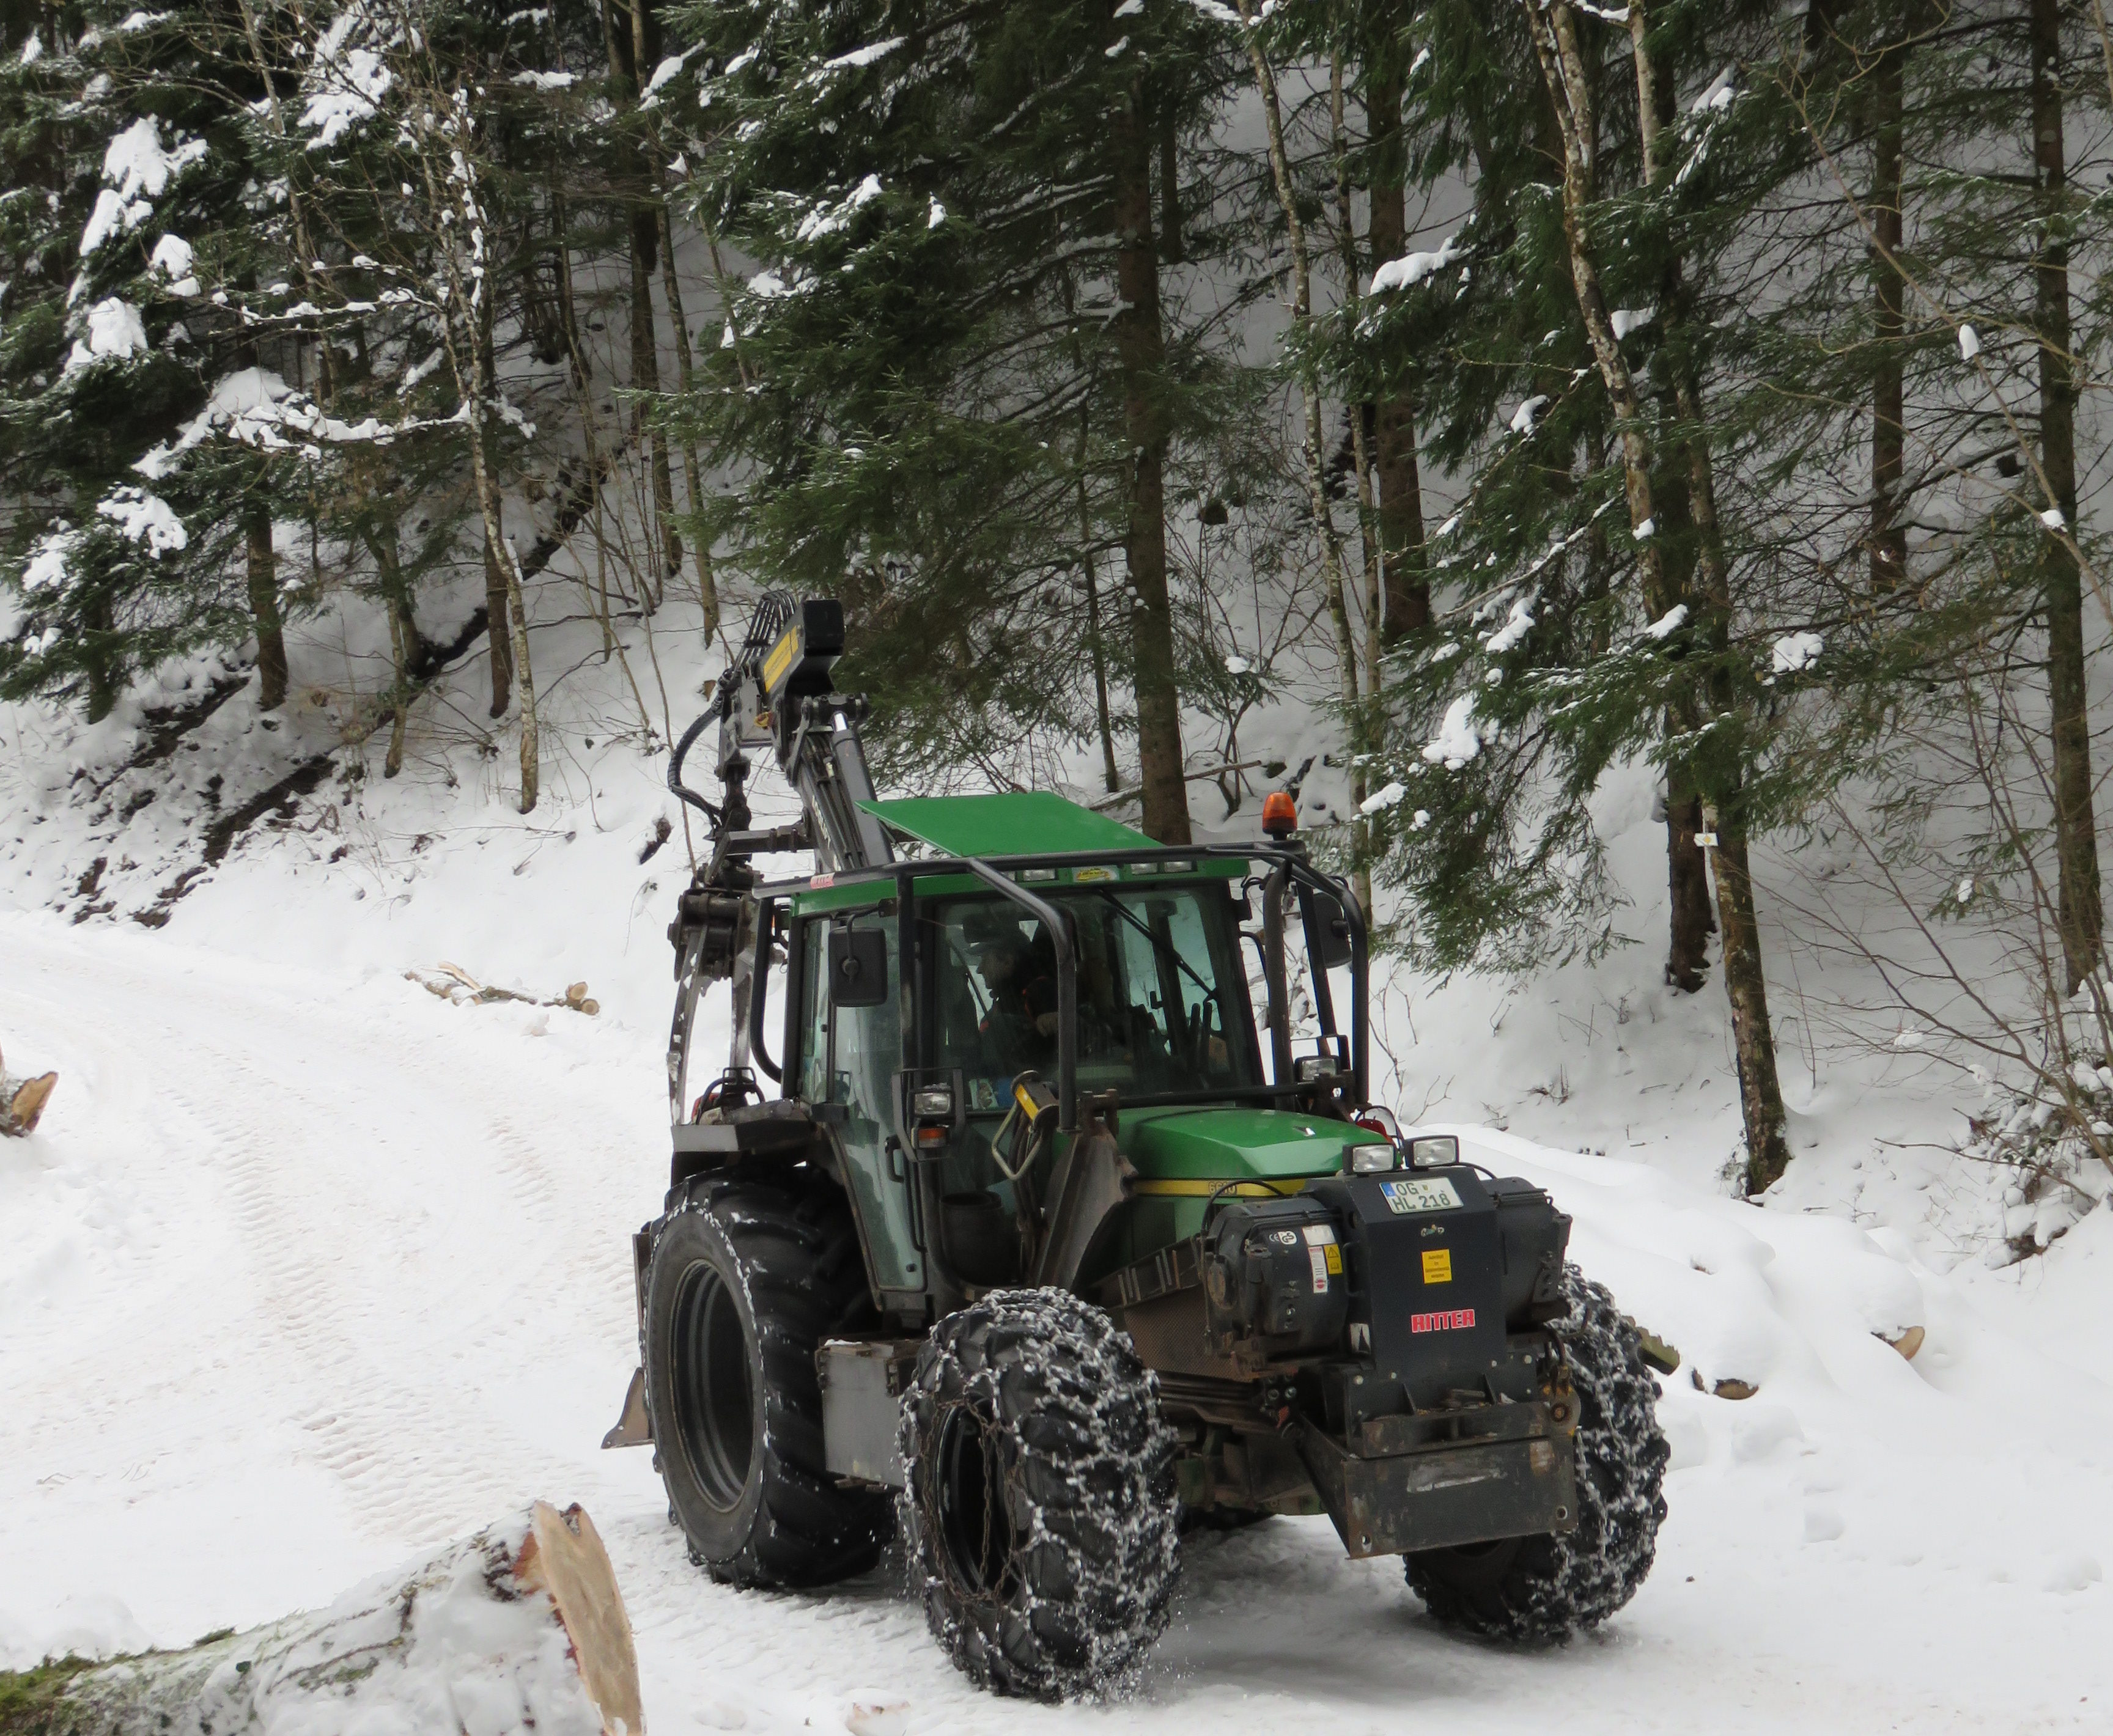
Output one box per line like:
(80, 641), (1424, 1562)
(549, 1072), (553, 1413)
(604, 595), (1669, 1699)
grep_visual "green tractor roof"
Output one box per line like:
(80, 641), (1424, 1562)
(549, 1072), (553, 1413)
(860, 792), (1150, 859)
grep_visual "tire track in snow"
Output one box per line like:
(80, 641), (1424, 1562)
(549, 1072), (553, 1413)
(1, 922), (641, 1550)
(90, 992), (540, 1544)
(164, 1012), (616, 1546)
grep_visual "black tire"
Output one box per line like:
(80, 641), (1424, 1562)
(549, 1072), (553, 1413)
(901, 1289), (1181, 1701)
(643, 1167), (891, 1587)
(1406, 1264), (1668, 1641)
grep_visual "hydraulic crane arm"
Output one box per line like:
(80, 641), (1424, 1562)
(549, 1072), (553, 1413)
(664, 596), (894, 1119)
(669, 593), (894, 875)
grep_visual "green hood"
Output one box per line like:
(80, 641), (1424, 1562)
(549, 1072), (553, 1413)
(1121, 1106), (1388, 1182)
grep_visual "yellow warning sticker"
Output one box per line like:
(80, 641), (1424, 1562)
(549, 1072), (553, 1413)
(1422, 1248), (1453, 1285)
(762, 627), (800, 693)
(1324, 1243), (1343, 1275)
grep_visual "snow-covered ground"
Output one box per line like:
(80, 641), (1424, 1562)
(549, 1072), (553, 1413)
(3, 577), (2111, 1730)
(4, 895), (2111, 1733)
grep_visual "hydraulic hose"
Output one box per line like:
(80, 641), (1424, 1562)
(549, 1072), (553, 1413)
(666, 700), (725, 825)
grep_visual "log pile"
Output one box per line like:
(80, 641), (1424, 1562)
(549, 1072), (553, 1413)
(0, 1502), (642, 1736)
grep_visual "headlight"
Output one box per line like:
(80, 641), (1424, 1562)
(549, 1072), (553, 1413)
(912, 1083), (953, 1119)
(1407, 1135), (1461, 1169)
(1349, 1143), (1396, 1174)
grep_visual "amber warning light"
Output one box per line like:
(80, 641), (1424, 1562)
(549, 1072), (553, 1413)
(1261, 790), (1298, 838)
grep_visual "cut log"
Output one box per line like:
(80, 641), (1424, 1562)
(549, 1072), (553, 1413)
(1878, 1324), (1925, 1361)
(0, 1502), (641, 1736)
(1, 1038), (57, 1136)
(1691, 1369), (1758, 1400)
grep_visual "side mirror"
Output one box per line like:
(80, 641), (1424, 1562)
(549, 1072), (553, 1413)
(828, 929), (888, 1008)
(1302, 887), (1354, 969)
(1407, 1135), (1461, 1170)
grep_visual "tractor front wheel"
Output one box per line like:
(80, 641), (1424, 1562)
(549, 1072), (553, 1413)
(901, 1290), (1181, 1701)
(643, 1169), (890, 1587)
(1406, 1264), (1669, 1641)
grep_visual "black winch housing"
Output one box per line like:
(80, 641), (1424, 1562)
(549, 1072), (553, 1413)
(1108, 1164), (1571, 1388)
(1104, 1162), (1580, 1558)
(1304, 1167), (1571, 1428)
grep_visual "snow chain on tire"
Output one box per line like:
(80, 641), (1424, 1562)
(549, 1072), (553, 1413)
(901, 1289), (1182, 1701)
(642, 1166), (891, 1588)
(1406, 1263), (1669, 1641)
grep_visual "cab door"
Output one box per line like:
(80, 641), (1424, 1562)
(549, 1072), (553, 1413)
(793, 909), (924, 1308)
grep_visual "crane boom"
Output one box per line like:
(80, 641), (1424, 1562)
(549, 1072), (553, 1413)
(663, 595), (891, 1119)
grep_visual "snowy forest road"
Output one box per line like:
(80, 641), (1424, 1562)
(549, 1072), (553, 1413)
(3, 910), (2108, 1734)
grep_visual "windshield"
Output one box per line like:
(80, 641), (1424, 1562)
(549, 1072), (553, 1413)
(929, 883), (1261, 1108)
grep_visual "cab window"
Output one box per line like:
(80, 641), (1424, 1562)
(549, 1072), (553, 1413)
(928, 883), (1259, 1109)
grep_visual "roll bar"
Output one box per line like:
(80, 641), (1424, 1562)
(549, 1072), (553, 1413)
(961, 861), (1081, 1131)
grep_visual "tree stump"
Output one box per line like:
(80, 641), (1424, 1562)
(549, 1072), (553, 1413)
(0, 1501), (643, 1736)
(0, 1040), (57, 1137)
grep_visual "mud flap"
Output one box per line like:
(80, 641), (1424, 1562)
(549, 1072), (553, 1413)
(601, 1365), (652, 1449)
(1294, 1415), (1578, 1559)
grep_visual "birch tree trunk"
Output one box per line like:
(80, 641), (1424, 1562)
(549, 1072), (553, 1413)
(485, 537), (517, 719)
(1868, 12), (1908, 594)
(1707, 814), (1791, 1194)
(1234, 0), (1364, 771)
(416, 101), (540, 812)
(1329, 45), (1376, 918)
(1521, 1), (1664, 602)
(0, 1504), (642, 1736)
(471, 412), (540, 814)
(1530, 0), (1791, 1190)
(1629, 12), (1714, 993)
(656, 193), (718, 636)
(479, 289), (517, 720)
(363, 519), (417, 781)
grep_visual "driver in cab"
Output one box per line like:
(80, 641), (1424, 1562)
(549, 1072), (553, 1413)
(966, 913), (1058, 1065)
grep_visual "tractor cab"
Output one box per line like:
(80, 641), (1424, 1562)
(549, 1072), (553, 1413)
(671, 789), (1382, 1325)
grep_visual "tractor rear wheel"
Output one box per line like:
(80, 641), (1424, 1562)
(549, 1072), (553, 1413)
(901, 1290), (1181, 1701)
(643, 1168), (890, 1587)
(1406, 1264), (1668, 1641)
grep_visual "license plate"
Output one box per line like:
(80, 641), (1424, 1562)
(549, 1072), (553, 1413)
(1379, 1176), (1462, 1214)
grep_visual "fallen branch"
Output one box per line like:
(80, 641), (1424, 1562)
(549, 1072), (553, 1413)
(407, 963), (600, 1015)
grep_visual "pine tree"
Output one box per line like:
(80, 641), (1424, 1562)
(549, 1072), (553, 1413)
(1359, 0), (1825, 1189)
(0, 1), (276, 718)
(656, 0), (1258, 831)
